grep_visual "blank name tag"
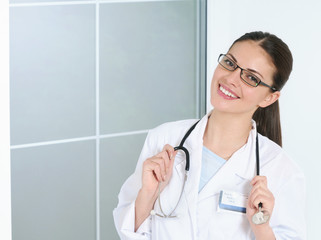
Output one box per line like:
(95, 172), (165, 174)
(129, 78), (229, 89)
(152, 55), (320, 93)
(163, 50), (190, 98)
(218, 190), (248, 214)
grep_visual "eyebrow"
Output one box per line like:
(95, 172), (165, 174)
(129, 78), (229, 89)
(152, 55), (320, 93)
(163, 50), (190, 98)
(227, 53), (264, 80)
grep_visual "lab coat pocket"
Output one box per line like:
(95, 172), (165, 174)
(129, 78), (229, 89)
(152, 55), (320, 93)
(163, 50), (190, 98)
(214, 177), (252, 238)
(197, 191), (249, 239)
(215, 190), (251, 239)
(197, 178), (252, 239)
(215, 207), (251, 239)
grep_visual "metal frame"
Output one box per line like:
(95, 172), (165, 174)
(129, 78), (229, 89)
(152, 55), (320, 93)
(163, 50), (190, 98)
(197, 0), (207, 117)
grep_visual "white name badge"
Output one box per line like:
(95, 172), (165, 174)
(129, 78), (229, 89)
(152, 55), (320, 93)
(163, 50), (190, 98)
(218, 190), (248, 214)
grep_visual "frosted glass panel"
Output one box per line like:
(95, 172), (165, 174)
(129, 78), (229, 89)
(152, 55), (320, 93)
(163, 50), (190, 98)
(100, 133), (147, 240)
(10, 0), (91, 3)
(9, 1), (206, 240)
(10, 5), (95, 145)
(11, 141), (96, 240)
(100, 1), (197, 134)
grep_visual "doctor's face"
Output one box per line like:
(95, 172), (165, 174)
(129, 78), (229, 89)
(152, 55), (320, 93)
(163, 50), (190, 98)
(210, 40), (278, 116)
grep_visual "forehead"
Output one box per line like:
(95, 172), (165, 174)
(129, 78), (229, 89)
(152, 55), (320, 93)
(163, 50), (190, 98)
(228, 41), (275, 81)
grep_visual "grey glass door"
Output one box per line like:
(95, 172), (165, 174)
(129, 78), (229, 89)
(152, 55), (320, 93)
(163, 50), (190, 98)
(9, 0), (206, 239)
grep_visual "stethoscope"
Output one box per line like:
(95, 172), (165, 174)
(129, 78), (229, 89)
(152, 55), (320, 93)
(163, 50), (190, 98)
(150, 120), (270, 225)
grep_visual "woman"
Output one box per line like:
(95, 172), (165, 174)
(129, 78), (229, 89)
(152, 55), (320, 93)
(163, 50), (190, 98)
(113, 31), (306, 239)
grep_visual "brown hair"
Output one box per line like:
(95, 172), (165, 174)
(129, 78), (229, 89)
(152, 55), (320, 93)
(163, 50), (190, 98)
(231, 31), (293, 147)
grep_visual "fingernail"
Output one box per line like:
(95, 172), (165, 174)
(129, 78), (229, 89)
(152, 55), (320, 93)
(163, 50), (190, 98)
(163, 175), (166, 181)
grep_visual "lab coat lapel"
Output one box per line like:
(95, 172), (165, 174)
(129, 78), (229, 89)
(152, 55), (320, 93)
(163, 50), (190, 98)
(175, 113), (209, 236)
(198, 123), (258, 201)
(174, 115), (258, 233)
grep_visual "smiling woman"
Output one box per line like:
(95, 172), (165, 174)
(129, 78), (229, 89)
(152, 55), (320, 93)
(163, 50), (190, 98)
(212, 33), (292, 147)
(113, 31), (306, 240)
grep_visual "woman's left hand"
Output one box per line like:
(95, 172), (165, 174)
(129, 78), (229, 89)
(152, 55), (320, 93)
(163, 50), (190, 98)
(246, 176), (275, 225)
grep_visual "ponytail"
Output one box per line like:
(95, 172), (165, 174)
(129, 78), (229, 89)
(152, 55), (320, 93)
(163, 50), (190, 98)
(253, 100), (282, 147)
(231, 31), (293, 147)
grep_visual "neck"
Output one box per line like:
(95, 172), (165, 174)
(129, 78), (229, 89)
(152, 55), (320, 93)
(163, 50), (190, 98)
(203, 110), (253, 160)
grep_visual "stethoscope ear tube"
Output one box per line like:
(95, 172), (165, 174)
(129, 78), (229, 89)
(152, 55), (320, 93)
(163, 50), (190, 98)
(174, 146), (190, 171)
(255, 133), (262, 209)
(256, 133), (260, 176)
(174, 120), (200, 172)
(252, 133), (269, 224)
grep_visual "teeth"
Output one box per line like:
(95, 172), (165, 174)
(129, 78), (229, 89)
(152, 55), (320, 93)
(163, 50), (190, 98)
(220, 86), (237, 98)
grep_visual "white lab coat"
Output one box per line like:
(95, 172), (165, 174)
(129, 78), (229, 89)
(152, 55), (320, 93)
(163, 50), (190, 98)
(113, 113), (306, 240)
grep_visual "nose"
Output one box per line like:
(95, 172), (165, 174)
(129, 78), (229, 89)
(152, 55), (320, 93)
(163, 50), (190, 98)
(226, 67), (242, 87)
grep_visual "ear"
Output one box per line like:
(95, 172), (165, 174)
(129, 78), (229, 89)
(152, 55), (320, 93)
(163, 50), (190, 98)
(259, 91), (281, 108)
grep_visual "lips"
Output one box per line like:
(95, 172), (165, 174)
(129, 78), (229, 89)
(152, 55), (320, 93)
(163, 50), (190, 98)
(218, 84), (240, 99)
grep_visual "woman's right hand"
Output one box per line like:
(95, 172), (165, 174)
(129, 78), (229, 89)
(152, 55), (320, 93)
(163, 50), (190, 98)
(135, 144), (177, 231)
(141, 144), (177, 196)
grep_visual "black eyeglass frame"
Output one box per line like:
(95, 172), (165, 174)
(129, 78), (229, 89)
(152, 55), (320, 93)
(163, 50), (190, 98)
(218, 54), (277, 92)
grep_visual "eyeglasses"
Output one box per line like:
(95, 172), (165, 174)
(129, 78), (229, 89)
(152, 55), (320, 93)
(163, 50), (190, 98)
(218, 54), (277, 92)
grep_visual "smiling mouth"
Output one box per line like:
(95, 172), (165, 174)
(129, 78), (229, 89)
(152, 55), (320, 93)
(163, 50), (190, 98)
(219, 85), (239, 99)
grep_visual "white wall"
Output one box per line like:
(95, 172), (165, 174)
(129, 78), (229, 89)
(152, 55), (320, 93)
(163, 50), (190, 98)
(0, 1), (12, 240)
(207, 0), (321, 239)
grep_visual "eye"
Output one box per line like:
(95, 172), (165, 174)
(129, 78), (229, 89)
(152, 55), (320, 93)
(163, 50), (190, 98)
(223, 58), (235, 68)
(244, 72), (259, 85)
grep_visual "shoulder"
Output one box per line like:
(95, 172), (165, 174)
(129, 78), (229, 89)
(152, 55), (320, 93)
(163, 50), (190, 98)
(151, 119), (199, 134)
(145, 119), (199, 150)
(149, 118), (199, 140)
(258, 134), (304, 182)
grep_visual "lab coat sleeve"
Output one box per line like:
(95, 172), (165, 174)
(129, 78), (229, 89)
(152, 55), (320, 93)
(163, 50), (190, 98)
(272, 171), (306, 240)
(113, 129), (159, 240)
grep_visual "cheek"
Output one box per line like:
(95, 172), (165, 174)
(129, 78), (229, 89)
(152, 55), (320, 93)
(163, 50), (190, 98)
(210, 68), (221, 92)
(210, 68), (226, 107)
(242, 88), (268, 107)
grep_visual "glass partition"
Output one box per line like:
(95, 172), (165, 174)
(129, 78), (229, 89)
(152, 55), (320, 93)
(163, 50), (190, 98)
(9, 0), (207, 239)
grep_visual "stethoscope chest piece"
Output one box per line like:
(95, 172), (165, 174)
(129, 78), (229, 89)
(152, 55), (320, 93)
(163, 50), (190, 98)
(251, 205), (270, 225)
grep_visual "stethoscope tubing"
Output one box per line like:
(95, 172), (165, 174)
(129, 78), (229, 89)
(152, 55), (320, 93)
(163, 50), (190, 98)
(174, 120), (200, 172)
(255, 133), (263, 209)
(153, 119), (267, 223)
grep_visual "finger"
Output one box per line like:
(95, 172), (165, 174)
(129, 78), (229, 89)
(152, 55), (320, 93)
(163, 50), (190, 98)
(162, 144), (177, 170)
(249, 188), (270, 208)
(250, 178), (271, 200)
(152, 162), (163, 182)
(156, 150), (170, 172)
(251, 175), (267, 186)
(162, 144), (175, 156)
(249, 188), (274, 210)
(150, 157), (167, 181)
(163, 144), (176, 164)
(252, 194), (274, 211)
(249, 183), (270, 199)
(143, 159), (162, 182)
(250, 182), (269, 197)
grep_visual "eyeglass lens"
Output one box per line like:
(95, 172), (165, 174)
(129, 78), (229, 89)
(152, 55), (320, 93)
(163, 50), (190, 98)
(218, 54), (261, 87)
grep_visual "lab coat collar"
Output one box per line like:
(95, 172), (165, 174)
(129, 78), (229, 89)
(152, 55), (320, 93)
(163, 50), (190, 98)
(198, 119), (258, 200)
(181, 112), (258, 180)
(174, 112), (210, 236)
(174, 112), (259, 234)
(183, 111), (210, 151)
(177, 112), (258, 200)
(236, 119), (258, 180)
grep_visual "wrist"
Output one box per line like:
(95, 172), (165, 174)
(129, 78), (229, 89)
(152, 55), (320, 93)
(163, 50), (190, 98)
(251, 223), (275, 240)
(139, 186), (158, 201)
